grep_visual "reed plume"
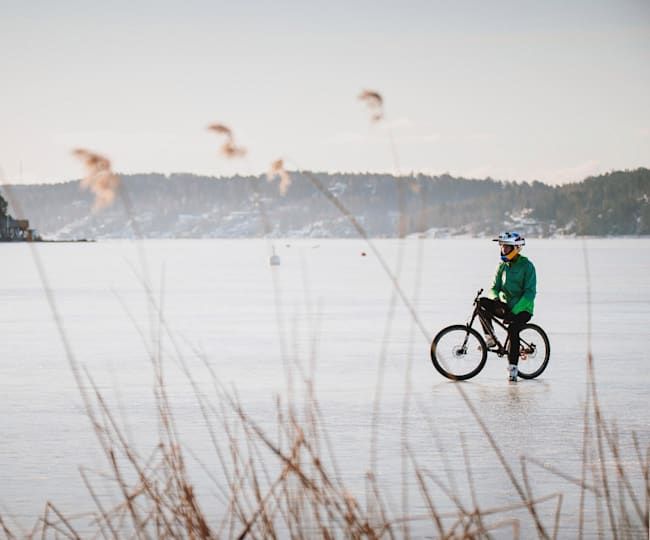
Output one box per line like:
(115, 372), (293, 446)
(358, 90), (384, 122)
(2, 83), (646, 540)
(72, 148), (120, 210)
(206, 123), (232, 137)
(207, 123), (247, 158)
(267, 159), (292, 195)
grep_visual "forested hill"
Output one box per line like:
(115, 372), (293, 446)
(2, 168), (649, 239)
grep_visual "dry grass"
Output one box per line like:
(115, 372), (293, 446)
(1, 96), (648, 540)
(4, 182), (647, 539)
(3, 342), (646, 539)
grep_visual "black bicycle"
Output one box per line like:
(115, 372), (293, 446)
(430, 289), (550, 381)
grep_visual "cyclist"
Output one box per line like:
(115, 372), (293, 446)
(479, 232), (537, 382)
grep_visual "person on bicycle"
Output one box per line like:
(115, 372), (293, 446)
(479, 232), (536, 382)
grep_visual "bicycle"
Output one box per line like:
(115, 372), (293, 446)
(430, 289), (550, 381)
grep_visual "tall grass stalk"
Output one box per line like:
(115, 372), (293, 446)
(2, 140), (649, 539)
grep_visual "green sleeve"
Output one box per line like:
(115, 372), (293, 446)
(512, 262), (536, 315)
(489, 264), (503, 299)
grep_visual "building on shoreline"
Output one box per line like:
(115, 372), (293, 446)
(1, 215), (40, 241)
(1, 195), (40, 241)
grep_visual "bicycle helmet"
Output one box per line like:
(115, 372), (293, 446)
(492, 232), (525, 262)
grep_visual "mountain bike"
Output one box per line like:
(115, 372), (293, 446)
(430, 289), (550, 381)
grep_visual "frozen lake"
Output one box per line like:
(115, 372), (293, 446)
(1, 238), (648, 537)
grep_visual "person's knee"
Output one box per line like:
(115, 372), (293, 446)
(516, 312), (532, 325)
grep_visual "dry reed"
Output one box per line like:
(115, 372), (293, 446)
(207, 124), (247, 159)
(11, 350), (645, 539)
(7, 162), (646, 538)
(267, 159), (291, 196)
(72, 148), (120, 210)
(1, 97), (648, 540)
(358, 90), (384, 123)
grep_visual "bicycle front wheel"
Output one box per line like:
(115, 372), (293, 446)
(431, 325), (488, 381)
(516, 323), (550, 379)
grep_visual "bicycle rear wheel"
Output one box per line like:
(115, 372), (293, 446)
(516, 323), (550, 379)
(431, 325), (488, 380)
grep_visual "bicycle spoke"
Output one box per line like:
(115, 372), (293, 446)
(431, 325), (487, 380)
(517, 325), (550, 379)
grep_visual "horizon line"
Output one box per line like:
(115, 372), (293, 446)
(3, 166), (649, 189)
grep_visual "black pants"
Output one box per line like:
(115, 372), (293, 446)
(478, 298), (531, 366)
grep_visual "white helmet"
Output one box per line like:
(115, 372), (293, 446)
(493, 232), (525, 262)
(492, 231), (525, 247)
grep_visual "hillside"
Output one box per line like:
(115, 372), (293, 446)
(2, 169), (649, 239)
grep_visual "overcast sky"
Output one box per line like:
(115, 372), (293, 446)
(1, 0), (648, 185)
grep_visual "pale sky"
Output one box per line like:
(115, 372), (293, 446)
(1, 0), (649, 185)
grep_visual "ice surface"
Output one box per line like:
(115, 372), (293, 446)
(0, 238), (648, 536)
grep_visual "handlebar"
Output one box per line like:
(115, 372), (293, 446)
(473, 288), (484, 304)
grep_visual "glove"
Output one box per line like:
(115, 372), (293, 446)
(503, 311), (515, 323)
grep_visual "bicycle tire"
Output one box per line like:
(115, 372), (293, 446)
(431, 325), (488, 381)
(516, 323), (551, 379)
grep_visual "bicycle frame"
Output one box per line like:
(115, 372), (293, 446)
(466, 288), (515, 357)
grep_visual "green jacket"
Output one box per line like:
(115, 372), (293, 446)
(489, 255), (536, 315)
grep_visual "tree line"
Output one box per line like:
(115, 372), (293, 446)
(2, 168), (649, 238)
